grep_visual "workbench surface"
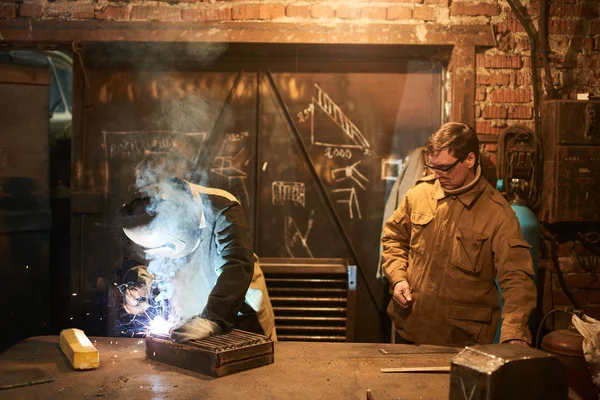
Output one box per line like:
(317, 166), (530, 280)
(0, 336), (458, 399)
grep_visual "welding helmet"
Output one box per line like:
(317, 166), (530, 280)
(120, 178), (205, 259)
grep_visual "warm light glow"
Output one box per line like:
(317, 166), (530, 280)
(149, 316), (174, 335)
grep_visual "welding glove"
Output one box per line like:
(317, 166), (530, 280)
(170, 316), (222, 343)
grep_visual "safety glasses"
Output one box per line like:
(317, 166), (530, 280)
(424, 157), (464, 173)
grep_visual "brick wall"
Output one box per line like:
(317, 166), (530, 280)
(1, 0), (599, 323)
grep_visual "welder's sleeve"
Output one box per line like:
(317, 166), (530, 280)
(493, 212), (537, 344)
(381, 196), (412, 289)
(201, 204), (254, 332)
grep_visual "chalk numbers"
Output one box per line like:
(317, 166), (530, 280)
(325, 147), (352, 160)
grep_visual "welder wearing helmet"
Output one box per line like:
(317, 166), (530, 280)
(119, 177), (276, 343)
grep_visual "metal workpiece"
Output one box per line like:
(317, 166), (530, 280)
(449, 344), (569, 400)
(145, 330), (274, 378)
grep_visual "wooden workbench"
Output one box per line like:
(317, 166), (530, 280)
(0, 336), (458, 399)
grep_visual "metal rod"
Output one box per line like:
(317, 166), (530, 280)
(380, 366), (451, 373)
(253, 71), (261, 250)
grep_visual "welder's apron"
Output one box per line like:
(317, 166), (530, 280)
(245, 254), (277, 341)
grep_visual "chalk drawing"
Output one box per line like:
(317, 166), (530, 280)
(284, 211), (314, 258)
(381, 158), (404, 181)
(308, 84), (372, 155)
(272, 181), (306, 207)
(331, 160), (369, 191)
(332, 188), (362, 219)
(459, 378), (476, 400)
(210, 131), (250, 206)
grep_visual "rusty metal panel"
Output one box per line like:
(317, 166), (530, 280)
(0, 68), (51, 351)
(260, 258), (355, 342)
(541, 100), (600, 222)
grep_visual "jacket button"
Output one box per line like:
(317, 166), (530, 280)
(490, 191), (494, 195)
(472, 243), (478, 249)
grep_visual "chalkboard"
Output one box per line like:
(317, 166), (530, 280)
(82, 65), (443, 335)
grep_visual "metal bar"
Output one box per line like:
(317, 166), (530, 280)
(378, 348), (460, 355)
(270, 297), (347, 302)
(268, 288), (347, 293)
(277, 325), (346, 331)
(277, 335), (345, 341)
(275, 316), (346, 321)
(380, 366), (451, 373)
(272, 306), (346, 312)
(253, 71), (260, 250)
(0, 21), (496, 46)
(265, 278), (347, 283)
(264, 71), (381, 312)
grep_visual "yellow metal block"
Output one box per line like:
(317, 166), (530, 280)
(59, 328), (99, 370)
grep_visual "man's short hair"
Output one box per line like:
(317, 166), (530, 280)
(424, 122), (479, 167)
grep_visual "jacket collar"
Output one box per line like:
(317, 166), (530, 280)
(432, 167), (485, 207)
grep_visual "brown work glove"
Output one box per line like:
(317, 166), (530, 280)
(170, 317), (222, 343)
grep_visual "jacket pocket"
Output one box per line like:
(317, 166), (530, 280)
(450, 227), (488, 274)
(508, 237), (532, 250)
(409, 212), (433, 255)
(447, 304), (492, 344)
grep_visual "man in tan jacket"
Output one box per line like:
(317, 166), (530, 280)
(381, 122), (536, 346)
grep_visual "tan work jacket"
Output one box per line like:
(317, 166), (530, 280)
(381, 175), (536, 346)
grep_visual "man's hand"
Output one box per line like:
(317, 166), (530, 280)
(393, 280), (413, 308)
(170, 317), (222, 343)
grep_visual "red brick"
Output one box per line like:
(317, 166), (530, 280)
(489, 88), (533, 103)
(587, 290), (600, 304)
(549, 19), (580, 35)
(475, 120), (506, 135)
(387, 5), (412, 20)
(552, 288), (587, 307)
(0, 3), (16, 18)
(515, 71), (532, 85)
(19, 2), (42, 17)
(413, 5), (436, 20)
(482, 105), (507, 119)
(583, 305), (600, 319)
(310, 3), (334, 18)
(476, 72), (512, 86)
(450, 1), (499, 16)
(592, 20), (600, 35)
(425, 0), (447, 4)
(484, 143), (498, 152)
(182, 7), (232, 21)
(507, 105), (533, 119)
(595, 36), (600, 51)
(336, 4), (360, 19)
(476, 86), (486, 101)
(131, 5), (181, 21)
(550, 2), (582, 18)
(232, 4), (259, 20)
(258, 3), (284, 20)
(95, 5), (130, 21)
(563, 273), (600, 289)
(476, 54), (522, 69)
(389, 0), (422, 3)
(497, 18), (526, 33)
(558, 241), (574, 257)
(361, 5), (387, 20)
(286, 4), (309, 18)
(71, 3), (95, 19)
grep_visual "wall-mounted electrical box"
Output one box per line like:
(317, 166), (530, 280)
(540, 100), (600, 223)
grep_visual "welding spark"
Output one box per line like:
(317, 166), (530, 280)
(148, 316), (174, 335)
